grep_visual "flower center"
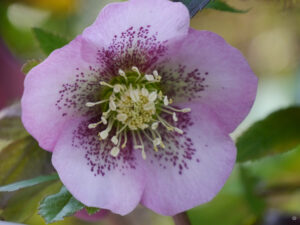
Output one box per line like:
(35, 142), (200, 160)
(86, 66), (191, 159)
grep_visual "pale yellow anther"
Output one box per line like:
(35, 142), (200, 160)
(117, 113), (128, 122)
(113, 84), (122, 93)
(151, 122), (159, 130)
(101, 116), (107, 125)
(99, 130), (109, 140)
(145, 74), (154, 81)
(148, 92), (157, 102)
(141, 87), (149, 96)
(100, 81), (113, 88)
(111, 136), (118, 145)
(164, 96), (169, 106)
(175, 127), (183, 134)
(109, 100), (117, 111)
(172, 112), (178, 122)
(130, 89), (140, 102)
(110, 147), (120, 157)
(143, 102), (155, 111)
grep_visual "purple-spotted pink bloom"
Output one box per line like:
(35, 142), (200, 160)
(21, 0), (257, 216)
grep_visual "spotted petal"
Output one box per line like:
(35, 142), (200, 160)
(159, 28), (258, 133)
(140, 102), (236, 215)
(82, 0), (190, 48)
(52, 118), (145, 215)
(21, 36), (99, 151)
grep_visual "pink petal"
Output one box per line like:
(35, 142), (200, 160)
(52, 118), (145, 215)
(82, 0), (189, 48)
(159, 29), (258, 133)
(139, 102), (237, 216)
(21, 36), (98, 151)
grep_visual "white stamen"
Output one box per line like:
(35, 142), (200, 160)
(153, 138), (161, 146)
(121, 131), (127, 148)
(111, 136), (118, 145)
(110, 147), (120, 157)
(137, 131), (146, 160)
(143, 102), (155, 111)
(101, 116), (107, 125)
(100, 81), (113, 88)
(141, 87), (149, 96)
(151, 122), (159, 130)
(88, 121), (102, 129)
(182, 108), (191, 112)
(99, 130), (109, 140)
(132, 66), (140, 75)
(117, 113), (128, 122)
(113, 84), (122, 93)
(142, 149), (147, 160)
(118, 69), (126, 78)
(130, 89), (140, 102)
(86, 99), (109, 107)
(132, 66), (141, 81)
(145, 74), (154, 81)
(139, 124), (149, 129)
(153, 70), (159, 77)
(109, 100), (117, 111)
(164, 96), (169, 106)
(172, 112), (178, 122)
(174, 127), (184, 134)
(148, 92), (157, 102)
(165, 105), (191, 113)
(99, 121), (113, 140)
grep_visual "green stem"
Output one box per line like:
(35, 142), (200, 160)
(173, 212), (191, 225)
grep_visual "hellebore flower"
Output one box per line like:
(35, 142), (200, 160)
(21, 0), (257, 216)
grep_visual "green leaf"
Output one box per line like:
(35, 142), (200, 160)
(0, 174), (59, 192)
(39, 186), (85, 223)
(32, 28), (69, 55)
(206, 0), (249, 13)
(237, 107), (300, 162)
(85, 207), (100, 215)
(21, 59), (42, 74)
(1, 180), (62, 223)
(239, 166), (266, 217)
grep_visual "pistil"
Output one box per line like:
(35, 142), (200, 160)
(86, 66), (191, 159)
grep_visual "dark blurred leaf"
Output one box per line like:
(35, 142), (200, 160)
(0, 136), (52, 186)
(0, 135), (54, 222)
(21, 59), (42, 75)
(237, 107), (300, 162)
(0, 117), (28, 150)
(32, 28), (69, 55)
(188, 194), (255, 225)
(1, 180), (62, 223)
(205, 0), (249, 13)
(239, 166), (266, 217)
(85, 207), (100, 215)
(0, 174), (58, 192)
(173, 0), (211, 17)
(39, 186), (84, 223)
(0, 103), (21, 120)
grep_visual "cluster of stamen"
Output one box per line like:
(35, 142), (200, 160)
(86, 67), (191, 159)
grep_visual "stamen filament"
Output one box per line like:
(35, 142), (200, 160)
(86, 99), (109, 107)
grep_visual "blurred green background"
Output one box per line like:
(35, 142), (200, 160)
(0, 0), (300, 224)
